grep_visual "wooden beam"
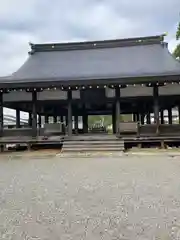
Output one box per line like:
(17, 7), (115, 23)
(153, 85), (159, 134)
(32, 91), (37, 138)
(67, 90), (72, 136)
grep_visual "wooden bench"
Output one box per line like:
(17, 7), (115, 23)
(119, 122), (139, 135)
(44, 123), (64, 136)
(3, 128), (33, 137)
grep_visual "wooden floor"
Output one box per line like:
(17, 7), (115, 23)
(0, 136), (63, 144)
(122, 135), (180, 142)
(0, 133), (180, 146)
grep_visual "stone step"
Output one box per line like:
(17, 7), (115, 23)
(62, 147), (124, 152)
(62, 138), (125, 152)
(63, 138), (119, 142)
(63, 144), (124, 149)
(64, 137), (118, 141)
(63, 141), (124, 145)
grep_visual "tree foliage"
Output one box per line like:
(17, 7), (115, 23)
(176, 22), (180, 40)
(173, 22), (180, 59)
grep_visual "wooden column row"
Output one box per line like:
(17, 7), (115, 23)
(115, 87), (121, 135)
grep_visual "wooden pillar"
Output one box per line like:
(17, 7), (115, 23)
(83, 114), (88, 133)
(133, 113), (137, 122)
(53, 116), (57, 123)
(0, 92), (3, 138)
(60, 116), (65, 134)
(168, 108), (172, 124)
(140, 113), (145, 125)
(160, 110), (164, 124)
(115, 87), (120, 135)
(32, 90), (37, 138)
(67, 90), (72, 136)
(147, 113), (151, 124)
(60, 116), (64, 123)
(74, 115), (79, 134)
(112, 106), (116, 134)
(16, 109), (20, 128)
(0, 92), (4, 152)
(28, 112), (32, 127)
(178, 106), (180, 124)
(38, 115), (41, 128)
(153, 85), (159, 134)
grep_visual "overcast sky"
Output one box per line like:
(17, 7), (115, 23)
(0, 0), (180, 77)
(0, 0), (180, 116)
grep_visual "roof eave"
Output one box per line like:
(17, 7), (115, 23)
(0, 73), (180, 89)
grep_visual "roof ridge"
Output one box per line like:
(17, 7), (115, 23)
(29, 34), (165, 54)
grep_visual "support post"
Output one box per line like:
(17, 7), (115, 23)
(160, 110), (164, 124)
(115, 87), (121, 135)
(140, 113), (145, 125)
(32, 90), (37, 138)
(112, 106), (116, 134)
(67, 90), (72, 136)
(53, 116), (57, 123)
(0, 92), (3, 138)
(28, 113), (32, 127)
(60, 116), (65, 134)
(147, 113), (151, 124)
(38, 115), (41, 128)
(74, 115), (79, 135)
(0, 92), (4, 152)
(83, 114), (88, 133)
(16, 109), (20, 128)
(178, 106), (180, 124)
(60, 116), (64, 123)
(153, 85), (159, 134)
(133, 113), (137, 122)
(168, 107), (172, 124)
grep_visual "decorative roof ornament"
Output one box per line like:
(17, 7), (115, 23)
(28, 42), (35, 55)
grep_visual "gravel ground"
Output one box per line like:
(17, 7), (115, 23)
(0, 154), (180, 239)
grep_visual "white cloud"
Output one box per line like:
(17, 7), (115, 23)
(0, 0), (179, 76)
(0, 0), (179, 117)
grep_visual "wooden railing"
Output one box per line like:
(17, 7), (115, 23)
(119, 122), (139, 135)
(1, 123), (180, 139)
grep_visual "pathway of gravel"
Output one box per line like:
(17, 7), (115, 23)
(0, 154), (180, 239)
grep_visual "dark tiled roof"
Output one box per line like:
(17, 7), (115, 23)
(1, 35), (180, 86)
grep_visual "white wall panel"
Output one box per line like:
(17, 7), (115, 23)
(3, 91), (32, 102)
(72, 90), (80, 99)
(121, 86), (152, 97)
(38, 90), (67, 100)
(105, 88), (115, 98)
(159, 84), (180, 95)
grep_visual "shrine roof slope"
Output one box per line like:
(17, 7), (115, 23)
(1, 35), (180, 86)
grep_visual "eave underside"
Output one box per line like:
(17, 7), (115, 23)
(0, 74), (180, 89)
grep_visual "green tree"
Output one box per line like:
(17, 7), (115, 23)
(173, 22), (180, 59)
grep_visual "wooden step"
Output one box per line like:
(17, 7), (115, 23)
(62, 147), (124, 152)
(63, 145), (124, 149)
(63, 141), (124, 145)
(62, 136), (125, 153)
